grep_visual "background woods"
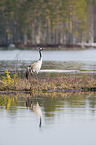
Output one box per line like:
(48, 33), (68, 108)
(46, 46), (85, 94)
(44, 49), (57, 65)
(0, 0), (96, 47)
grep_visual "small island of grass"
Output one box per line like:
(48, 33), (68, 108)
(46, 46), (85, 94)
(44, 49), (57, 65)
(0, 70), (96, 93)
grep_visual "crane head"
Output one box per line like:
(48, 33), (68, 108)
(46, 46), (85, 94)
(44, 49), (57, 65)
(39, 48), (44, 51)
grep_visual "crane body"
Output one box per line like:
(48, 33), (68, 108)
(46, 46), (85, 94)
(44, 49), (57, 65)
(26, 48), (44, 79)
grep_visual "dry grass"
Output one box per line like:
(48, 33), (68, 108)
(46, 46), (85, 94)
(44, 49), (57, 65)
(0, 71), (96, 92)
(1, 74), (95, 92)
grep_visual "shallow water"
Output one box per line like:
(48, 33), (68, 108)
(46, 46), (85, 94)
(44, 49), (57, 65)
(0, 49), (96, 61)
(0, 92), (96, 145)
(0, 49), (96, 145)
(0, 49), (96, 76)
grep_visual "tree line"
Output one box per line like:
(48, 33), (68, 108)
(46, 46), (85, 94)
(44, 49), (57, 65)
(0, 0), (96, 47)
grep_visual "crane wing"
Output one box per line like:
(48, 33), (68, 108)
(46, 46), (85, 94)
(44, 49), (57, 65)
(31, 59), (42, 73)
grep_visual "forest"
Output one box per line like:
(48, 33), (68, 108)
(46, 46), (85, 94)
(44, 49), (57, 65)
(0, 0), (96, 48)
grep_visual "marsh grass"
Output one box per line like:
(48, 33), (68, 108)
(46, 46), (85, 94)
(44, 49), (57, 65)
(0, 72), (95, 92)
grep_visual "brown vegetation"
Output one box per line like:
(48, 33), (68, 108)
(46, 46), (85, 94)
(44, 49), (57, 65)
(0, 74), (96, 93)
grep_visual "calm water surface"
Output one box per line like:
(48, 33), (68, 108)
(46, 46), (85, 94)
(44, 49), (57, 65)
(0, 49), (96, 61)
(0, 49), (96, 145)
(0, 49), (96, 74)
(0, 92), (96, 145)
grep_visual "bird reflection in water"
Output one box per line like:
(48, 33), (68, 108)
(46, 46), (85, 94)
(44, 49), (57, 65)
(32, 102), (42, 127)
(26, 98), (42, 127)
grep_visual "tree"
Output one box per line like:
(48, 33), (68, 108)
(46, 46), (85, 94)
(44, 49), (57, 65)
(0, 0), (93, 47)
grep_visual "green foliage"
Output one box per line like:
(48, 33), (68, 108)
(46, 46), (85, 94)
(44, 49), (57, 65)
(0, 0), (94, 44)
(1, 69), (19, 88)
(0, 94), (19, 111)
(5, 95), (19, 111)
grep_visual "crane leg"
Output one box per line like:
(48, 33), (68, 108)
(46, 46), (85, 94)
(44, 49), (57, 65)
(26, 71), (29, 79)
(26, 67), (30, 80)
(35, 72), (38, 80)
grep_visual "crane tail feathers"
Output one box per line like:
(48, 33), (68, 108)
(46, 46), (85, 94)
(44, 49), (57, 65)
(26, 71), (29, 80)
(26, 66), (32, 80)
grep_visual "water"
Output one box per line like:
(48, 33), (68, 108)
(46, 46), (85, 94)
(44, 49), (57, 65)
(0, 92), (96, 145)
(0, 49), (96, 75)
(0, 49), (96, 145)
(0, 49), (96, 61)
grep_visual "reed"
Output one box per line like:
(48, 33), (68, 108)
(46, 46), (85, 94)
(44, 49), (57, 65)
(0, 71), (96, 92)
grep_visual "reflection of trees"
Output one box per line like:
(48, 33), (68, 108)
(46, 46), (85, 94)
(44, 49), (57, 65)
(43, 97), (65, 118)
(0, 92), (96, 118)
(0, 94), (19, 111)
(88, 97), (96, 113)
(41, 92), (96, 118)
(65, 92), (86, 108)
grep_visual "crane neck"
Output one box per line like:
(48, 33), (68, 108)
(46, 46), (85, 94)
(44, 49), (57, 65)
(39, 50), (42, 60)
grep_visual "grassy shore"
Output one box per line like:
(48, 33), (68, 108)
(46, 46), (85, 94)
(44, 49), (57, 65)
(0, 74), (96, 92)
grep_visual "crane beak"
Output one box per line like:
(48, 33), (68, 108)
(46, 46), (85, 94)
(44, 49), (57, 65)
(39, 48), (45, 51)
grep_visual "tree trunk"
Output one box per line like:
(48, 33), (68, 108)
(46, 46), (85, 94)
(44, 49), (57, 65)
(89, 1), (94, 43)
(24, 32), (27, 45)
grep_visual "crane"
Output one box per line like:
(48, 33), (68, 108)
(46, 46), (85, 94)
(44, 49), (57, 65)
(26, 48), (44, 79)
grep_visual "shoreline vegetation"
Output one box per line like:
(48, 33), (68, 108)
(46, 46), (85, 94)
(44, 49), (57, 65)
(0, 43), (96, 50)
(0, 0), (96, 50)
(0, 71), (96, 93)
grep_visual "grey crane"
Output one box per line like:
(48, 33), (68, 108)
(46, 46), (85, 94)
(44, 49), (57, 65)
(26, 48), (44, 79)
